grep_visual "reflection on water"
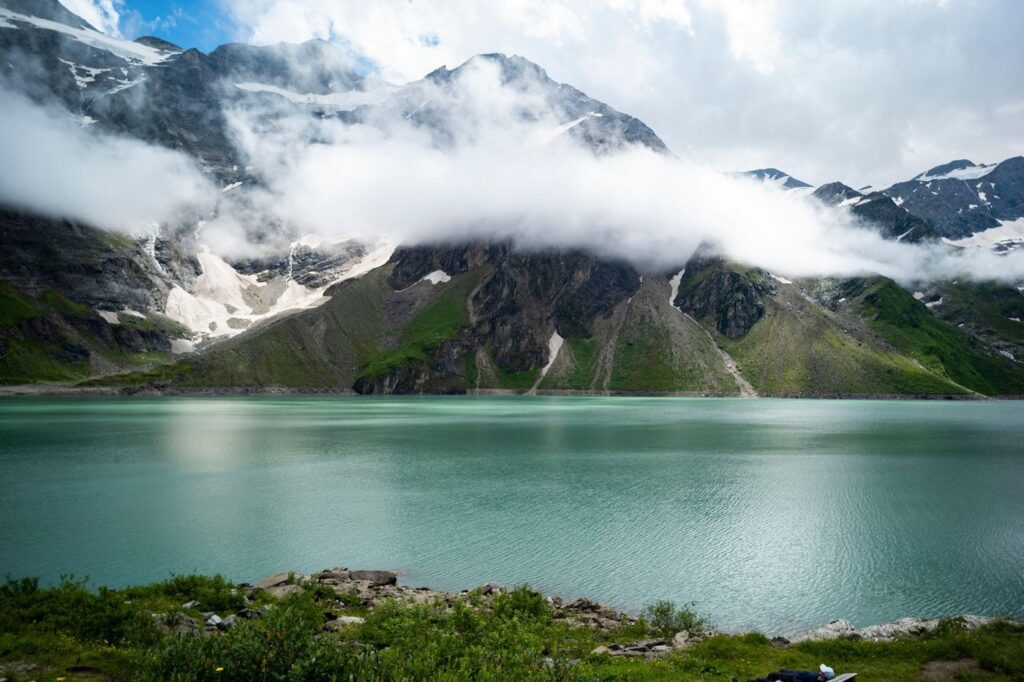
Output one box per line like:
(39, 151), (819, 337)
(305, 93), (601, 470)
(0, 396), (1022, 633)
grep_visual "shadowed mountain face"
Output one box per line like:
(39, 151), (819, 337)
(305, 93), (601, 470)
(1, 0), (1022, 394)
(811, 182), (938, 243)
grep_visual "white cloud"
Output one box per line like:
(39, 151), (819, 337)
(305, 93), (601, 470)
(212, 60), (1024, 284)
(0, 91), (216, 234)
(699, 0), (781, 75)
(58, 0), (122, 36)
(223, 0), (1024, 188)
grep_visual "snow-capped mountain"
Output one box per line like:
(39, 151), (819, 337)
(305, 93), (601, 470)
(809, 182), (936, 243)
(1, 0), (1022, 395)
(739, 168), (814, 193)
(883, 157), (1024, 241)
(0, 0), (674, 361)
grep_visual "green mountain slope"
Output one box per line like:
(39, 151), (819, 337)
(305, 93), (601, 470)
(719, 278), (969, 396)
(0, 281), (179, 385)
(843, 278), (1024, 395)
(536, 276), (740, 394)
(75, 246), (1024, 397)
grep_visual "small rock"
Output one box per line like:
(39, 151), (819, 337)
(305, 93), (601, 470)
(770, 636), (790, 649)
(151, 612), (201, 637)
(672, 630), (690, 648)
(791, 618), (856, 642)
(265, 584), (304, 599)
(218, 614), (238, 631)
(256, 572), (293, 590)
(476, 582), (504, 595)
(315, 568), (350, 584)
(324, 616), (366, 632)
(182, 600), (200, 609)
(206, 614), (222, 627)
(591, 646), (610, 655)
(236, 607), (261, 620)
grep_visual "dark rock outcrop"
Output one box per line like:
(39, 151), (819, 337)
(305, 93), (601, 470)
(673, 256), (768, 338)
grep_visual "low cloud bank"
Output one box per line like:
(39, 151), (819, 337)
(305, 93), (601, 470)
(215, 60), (1024, 284)
(2, 59), (1022, 285)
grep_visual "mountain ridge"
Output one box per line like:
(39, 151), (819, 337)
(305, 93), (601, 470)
(1, 0), (1022, 395)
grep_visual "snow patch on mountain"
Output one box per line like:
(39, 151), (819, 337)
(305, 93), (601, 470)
(234, 82), (395, 111)
(668, 268), (685, 310)
(541, 111), (602, 144)
(164, 240), (396, 344)
(917, 163), (997, 182)
(539, 331), (564, 380)
(422, 270), (451, 284)
(944, 218), (1024, 251)
(0, 8), (179, 65)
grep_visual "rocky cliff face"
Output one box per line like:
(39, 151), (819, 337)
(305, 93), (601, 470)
(0, 207), (198, 311)
(352, 243), (640, 393)
(672, 257), (768, 339)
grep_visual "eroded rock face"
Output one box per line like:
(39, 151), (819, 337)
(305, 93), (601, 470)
(673, 256), (768, 339)
(375, 242), (640, 385)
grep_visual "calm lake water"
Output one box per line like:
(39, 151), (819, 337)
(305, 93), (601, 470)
(1, 396), (1022, 633)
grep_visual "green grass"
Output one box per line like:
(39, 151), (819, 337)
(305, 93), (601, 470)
(81, 360), (196, 387)
(609, 323), (678, 392)
(465, 352), (480, 387)
(0, 339), (92, 385)
(2, 575), (1022, 681)
(558, 337), (599, 391)
(489, 363), (541, 390)
(39, 289), (93, 318)
(0, 281), (41, 327)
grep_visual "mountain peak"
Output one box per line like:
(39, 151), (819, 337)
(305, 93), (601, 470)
(0, 0), (94, 30)
(741, 168), (812, 190)
(916, 159), (977, 179)
(134, 35), (182, 52)
(427, 53), (551, 87)
(812, 181), (862, 206)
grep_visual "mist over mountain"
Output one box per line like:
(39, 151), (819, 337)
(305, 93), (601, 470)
(0, 0), (1022, 395)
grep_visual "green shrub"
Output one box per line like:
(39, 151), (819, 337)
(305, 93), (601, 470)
(0, 575), (159, 646)
(123, 574), (246, 614)
(639, 600), (711, 637)
(144, 592), (367, 681)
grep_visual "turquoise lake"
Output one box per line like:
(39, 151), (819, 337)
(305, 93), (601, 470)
(1, 396), (1022, 634)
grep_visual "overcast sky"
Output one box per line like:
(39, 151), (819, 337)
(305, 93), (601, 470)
(67, 0), (1024, 188)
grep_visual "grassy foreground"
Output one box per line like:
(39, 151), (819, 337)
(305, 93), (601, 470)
(1, 575), (1022, 681)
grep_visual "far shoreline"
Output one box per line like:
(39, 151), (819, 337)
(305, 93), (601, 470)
(1, 384), (1018, 400)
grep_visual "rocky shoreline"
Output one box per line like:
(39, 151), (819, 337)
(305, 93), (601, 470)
(159, 564), (1012, 660)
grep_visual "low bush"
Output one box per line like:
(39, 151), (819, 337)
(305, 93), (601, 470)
(639, 600), (711, 637)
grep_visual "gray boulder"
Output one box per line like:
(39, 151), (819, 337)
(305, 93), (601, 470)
(348, 570), (397, 586)
(256, 572), (294, 590)
(265, 584), (304, 599)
